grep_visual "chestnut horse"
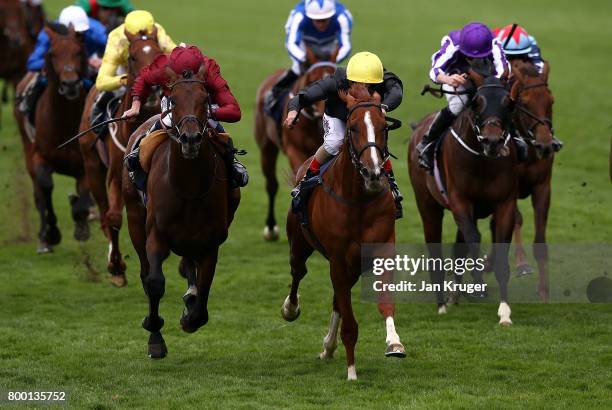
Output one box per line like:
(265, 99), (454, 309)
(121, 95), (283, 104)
(254, 49), (335, 241)
(14, 25), (90, 253)
(78, 30), (162, 287)
(505, 59), (560, 300)
(123, 66), (240, 358)
(281, 84), (405, 381)
(408, 70), (518, 325)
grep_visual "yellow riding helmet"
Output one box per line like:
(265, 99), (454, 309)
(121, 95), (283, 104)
(124, 10), (155, 35)
(346, 52), (384, 84)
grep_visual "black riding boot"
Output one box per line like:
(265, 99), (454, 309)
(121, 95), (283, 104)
(19, 77), (46, 122)
(264, 70), (299, 113)
(416, 107), (456, 171)
(90, 91), (115, 137)
(224, 137), (249, 188)
(386, 170), (404, 219)
(125, 138), (147, 192)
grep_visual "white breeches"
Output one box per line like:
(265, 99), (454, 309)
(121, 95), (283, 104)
(443, 84), (469, 115)
(322, 113), (346, 156)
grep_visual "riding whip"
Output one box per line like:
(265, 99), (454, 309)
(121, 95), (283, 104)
(57, 116), (131, 149)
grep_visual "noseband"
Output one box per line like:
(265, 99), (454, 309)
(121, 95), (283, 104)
(345, 102), (389, 174)
(163, 78), (211, 142)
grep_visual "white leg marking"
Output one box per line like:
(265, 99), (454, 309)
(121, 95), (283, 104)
(498, 301), (512, 325)
(385, 316), (401, 346)
(107, 242), (112, 263)
(347, 365), (357, 381)
(320, 310), (340, 359)
(281, 295), (300, 321)
(438, 304), (448, 315)
(364, 111), (380, 169)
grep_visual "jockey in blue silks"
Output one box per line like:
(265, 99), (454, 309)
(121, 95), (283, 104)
(264, 0), (353, 114)
(19, 5), (107, 116)
(494, 24), (545, 73)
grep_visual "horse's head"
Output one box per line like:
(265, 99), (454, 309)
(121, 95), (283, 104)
(510, 60), (558, 159)
(0, 0), (29, 49)
(126, 28), (162, 107)
(165, 65), (210, 160)
(45, 24), (86, 100)
(467, 65), (514, 158)
(339, 83), (388, 193)
(298, 48), (336, 120)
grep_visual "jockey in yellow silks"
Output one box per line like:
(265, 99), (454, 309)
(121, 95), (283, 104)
(91, 10), (176, 135)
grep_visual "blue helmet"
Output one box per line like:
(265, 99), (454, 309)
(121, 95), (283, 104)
(495, 24), (532, 55)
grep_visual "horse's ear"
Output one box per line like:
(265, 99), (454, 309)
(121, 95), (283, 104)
(43, 23), (55, 39)
(372, 91), (382, 104)
(305, 47), (317, 66)
(468, 69), (484, 87)
(509, 79), (520, 102)
(542, 60), (550, 81)
(124, 28), (135, 43)
(67, 23), (76, 36)
(149, 25), (158, 41)
(164, 66), (178, 84)
(196, 62), (208, 81)
(330, 46), (339, 63)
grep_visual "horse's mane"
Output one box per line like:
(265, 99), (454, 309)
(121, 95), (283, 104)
(471, 58), (495, 77)
(518, 62), (540, 78)
(47, 22), (68, 35)
(347, 83), (377, 103)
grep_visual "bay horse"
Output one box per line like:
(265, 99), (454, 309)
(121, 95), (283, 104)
(408, 69), (518, 325)
(254, 48), (336, 241)
(505, 59), (560, 300)
(14, 24), (90, 253)
(78, 29), (162, 287)
(281, 83), (406, 380)
(123, 66), (240, 358)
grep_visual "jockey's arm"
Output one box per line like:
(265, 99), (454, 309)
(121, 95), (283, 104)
(96, 29), (127, 91)
(380, 71), (403, 112)
(155, 24), (177, 54)
(125, 55), (168, 118)
(26, 30), (49, 72)
(285, 11), (306, 62)
(335, 13), (352, 62)
(206, 59), (241, 123)
(87, 18), (108, 57)
(287, 76), (335, 113)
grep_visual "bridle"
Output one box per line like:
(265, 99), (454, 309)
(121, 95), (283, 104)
(466, 83), (512, 149)
(162, 77), (212, 143)
(513, 82), (554, 142)
(345, 102), (391, 177)
(127, 35), (159, 79)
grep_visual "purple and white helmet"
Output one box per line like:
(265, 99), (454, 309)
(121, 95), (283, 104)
(459, 22), (494, 58)
(305, 0), (336, 20)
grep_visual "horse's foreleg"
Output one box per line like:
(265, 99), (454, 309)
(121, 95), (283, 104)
(513, 207), (533, 276)
(331, 261), (359, 381)
(34, 160), (61, 250)
(377, 260), (406, 357)
(106, 163), (126, 285)
(180, 249), (219, 333)
(282, 215), (314, 321)
(320, 296), (340, 360)
(178, 257), (199, 331)
(416, 198), (446, 311)
(532, 183), (551, 302)
(143, 227), (169, 358)
(261, 139), (280, 241)
(70, 175), (91, 242)
(493, 199), (516, 325)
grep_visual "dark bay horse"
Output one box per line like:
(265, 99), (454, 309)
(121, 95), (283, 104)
(282, 84), (405, 380)
(14, 25), (90, 253)
(506, 59), (560, 300)
(123, 66), (240, 358)
(408, 70), (518, 325)
(78, 30), (162, 287)
(254, 49), (335, 241)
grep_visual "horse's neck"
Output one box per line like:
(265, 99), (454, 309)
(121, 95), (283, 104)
(329, 149), (366, 199)
(41, 75), (83, 125)
(168, 138), (218, 198)
(453, 111), (480, 151)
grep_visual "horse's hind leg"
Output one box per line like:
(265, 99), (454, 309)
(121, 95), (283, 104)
(180, 249), (219, 333)
(33, 160), (61, 251)
(142, 227), (169, 358)
(320, 296), (340, 360)
(493, 199), (516, 325)
(70, 174), (91, 242)
(532, 183), (551, 302)
(512, 208), (534, 276)
(106, 160), (127, 286)
(261, 138), (280, 241)
(282, 214), (314, 321)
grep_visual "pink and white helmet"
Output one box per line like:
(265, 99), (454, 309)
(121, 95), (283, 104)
(496, 24), (533, 55)
(304, 0), (336, 20)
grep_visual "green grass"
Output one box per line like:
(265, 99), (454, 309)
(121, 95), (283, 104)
(1, 0), (611, 408)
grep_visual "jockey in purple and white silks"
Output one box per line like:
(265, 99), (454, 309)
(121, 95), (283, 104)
(416, 22), (513, 170)
(264, 0), (353, 114)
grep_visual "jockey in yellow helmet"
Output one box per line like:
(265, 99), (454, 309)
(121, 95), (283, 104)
(91, 10), (176, 135)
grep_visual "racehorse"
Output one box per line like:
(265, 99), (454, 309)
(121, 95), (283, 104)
(78, 29), (162, 287)
(505, 59), (560, 300)
(0, 0), (39, 121)
(408, 68), (518, 325)
(14, 24), (90, 253)
(123, 65), (240, 358)
(254, 48), (336, 241)
(281, 83), (406, 380)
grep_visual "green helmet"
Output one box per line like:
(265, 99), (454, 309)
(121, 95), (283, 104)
(76, 0), (134, 15)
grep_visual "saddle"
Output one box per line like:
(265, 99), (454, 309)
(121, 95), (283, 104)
(264, 88), (291, 123)
(291, 158), (337, 227)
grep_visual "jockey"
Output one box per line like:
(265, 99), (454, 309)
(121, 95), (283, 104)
(264, 0), (353, 114)
(494, 24), (545, 73)
(122, 45), (248, 189)
(284, 51), (404, 218)
(91, 10), (175, 137)
(415, 22), (524, 170)
(19, 5), (107, 117)
(76, 0), (134, 32)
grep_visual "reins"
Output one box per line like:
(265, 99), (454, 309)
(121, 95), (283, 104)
(513, 82), (554, 141)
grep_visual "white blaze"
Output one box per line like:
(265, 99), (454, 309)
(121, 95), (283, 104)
(142, 45), (152, 54)
(364, 111), (380, 167)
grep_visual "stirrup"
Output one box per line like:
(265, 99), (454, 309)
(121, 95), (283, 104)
(231, 158), (249, 188)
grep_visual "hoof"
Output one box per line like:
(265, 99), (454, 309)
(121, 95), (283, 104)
(180, 310), (208, 334)
(319, 350), (334, 360)
(87, 206), (99, 222)
(74, 220), (90, 242)
(437, 304), (447, 315)
(385, 343), (406, 358)
(281, 295), (300, 322)
(516, 263), (534, 277)
(148, 332), (167, 359)
(263, 225), (279, 241)
(498, 302), (512, 326)
(107, 259), (127, 276)
(110, 274), (127, 288)
(37, 242), (53, 254)
(45, 226), (62, 246)
(347, 365), (357, 381)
